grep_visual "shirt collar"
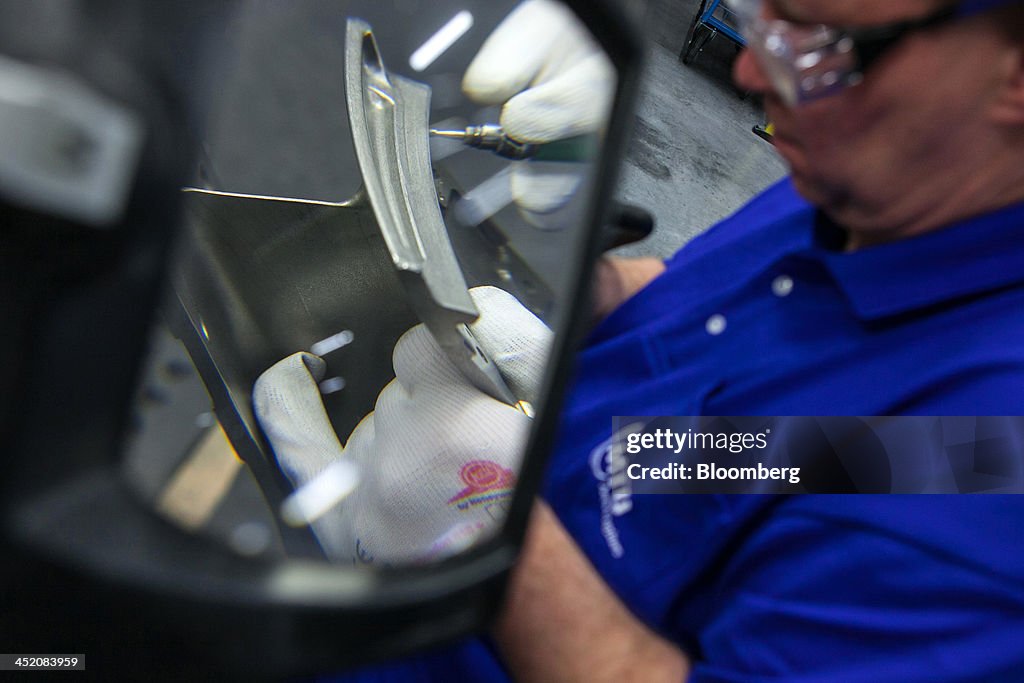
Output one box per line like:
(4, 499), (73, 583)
(809, 201), (1024, 321)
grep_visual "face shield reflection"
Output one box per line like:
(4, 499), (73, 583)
(121, 0), (616, 569)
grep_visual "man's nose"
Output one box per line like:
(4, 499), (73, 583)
(733, 47), (772, 94)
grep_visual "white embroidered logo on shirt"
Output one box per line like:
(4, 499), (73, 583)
(588, 422), (644, 558)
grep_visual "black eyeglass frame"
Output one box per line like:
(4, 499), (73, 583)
(839, 4), (958, 78)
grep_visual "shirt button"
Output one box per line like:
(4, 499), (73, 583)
(705, 314), (727, 336)
(772, 274), (794, 297)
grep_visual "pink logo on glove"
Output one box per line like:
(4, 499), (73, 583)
(447, 460), (517, 510)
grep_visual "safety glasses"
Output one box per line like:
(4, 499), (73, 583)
(727, 0), (1004, 106)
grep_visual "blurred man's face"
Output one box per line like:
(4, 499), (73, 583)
(734, 0), (1018, 244)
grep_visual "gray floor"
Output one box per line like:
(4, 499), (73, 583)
(613, 0), (787, 258)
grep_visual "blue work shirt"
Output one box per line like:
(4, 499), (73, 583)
(330, 179), (1024, 682)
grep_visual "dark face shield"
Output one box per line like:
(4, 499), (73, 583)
(0, 0), (644, 677)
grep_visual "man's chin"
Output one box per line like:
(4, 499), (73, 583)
(760, 118), (840, 211)
(788, 171), (830, 208)
(789, 173), (867, 233)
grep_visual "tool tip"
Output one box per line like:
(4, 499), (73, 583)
(429, 129), (467, 140)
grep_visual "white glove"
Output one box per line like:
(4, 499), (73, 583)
(463, 0), (613, 143)
(461, 0), (615, 217)
(253, 287), (552, 565)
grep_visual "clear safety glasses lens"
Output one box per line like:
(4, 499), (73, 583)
(727, 0), (862, 106)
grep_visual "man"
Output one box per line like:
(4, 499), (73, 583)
(308, 0), (1024, 678)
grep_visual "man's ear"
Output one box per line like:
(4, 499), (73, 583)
(990, 46), (1024, 126)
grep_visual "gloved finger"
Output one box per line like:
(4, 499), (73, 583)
(384, 324), (530, 429)
(252, 351), (345, 488)
(352, 375), (531, 563)
(310, 412), (376, 562)
(468, 286), (553, 404)
(340, 411), (375, 468)
(390, 290), (552, 404)
(461, 0), (581, 105)
(376, 366), (524, 438)
(390, 323), (467, 393)
(510, 161), (584, 220)
(328, 380), (530, 565)
(499, 51), (615, 143)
